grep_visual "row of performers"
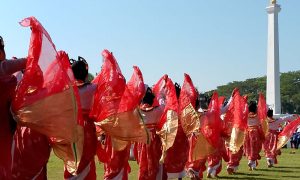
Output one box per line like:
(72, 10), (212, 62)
(1, 17), (300, 180)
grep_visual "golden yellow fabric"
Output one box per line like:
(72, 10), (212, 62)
(229, 127), (245, 154)
(95, 108), (149, 147)
(14, 89), (84, 174)
(191, 133), (216, 161)
(261, 119), (269, 137)
(15, 88), (78, 143)
(111, 137), (130, 151)
(277, 136), (289, 150)
(52, 125), (84, 175)
(157, 110), (178, 163)
(180, 103), (200, 136)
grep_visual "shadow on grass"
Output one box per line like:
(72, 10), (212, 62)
(276, 166), (300, 169)
(257, 168), (293, 173)
(218, 172), (270, 180)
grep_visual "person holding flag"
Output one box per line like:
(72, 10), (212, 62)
(0, 35), (27, 179)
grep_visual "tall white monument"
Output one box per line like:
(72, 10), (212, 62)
(266, 0), (281, 114)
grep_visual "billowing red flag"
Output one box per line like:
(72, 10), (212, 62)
(91, 50), (148, 151)
(11, 17), (83, 174)
(178, 73), (199, 135)
(258, 92), (268, 136)
(277, 117), (300, 150)
(228, 91), (248, 153)
(202, 91), (222, 148)
(156, 78), (179, 162)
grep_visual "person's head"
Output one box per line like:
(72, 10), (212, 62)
(267, 109), (273, 118)
(174, 82), (181, 99)
(142, 87), (155, 106)
(248, 101), (257, 113)
(0, 36), (6, 61)
(70, 56), (88, 82)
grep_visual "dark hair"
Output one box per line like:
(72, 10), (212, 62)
(70, 56), (88, 81)
(0, 36), (4, 51)
(142, 87), (155, 106)
(248, 101), (257, 113)
(195, 97), (200, 110)
(267, 109), (273, 118)
(174, 82), (181, 99)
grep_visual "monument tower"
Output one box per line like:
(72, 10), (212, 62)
(266, 0), (281, 114)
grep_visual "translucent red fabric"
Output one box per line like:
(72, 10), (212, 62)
(257, 92), (267, 122)
(119, 66), (145, 113)
(157, 77), (178, 130)
(90, 50), (145, 117)
(90, 49), (126, 121)
(152, 74), (168, 107)
(90, 50), (148, 149)
(233, 91), (248, 131)
(203, 92), (222, 149)
(277, 117), (300, 149)
(11, 17), (83, 173)
(179, 73), (197, 111)
(12, 17), (82, 138)
(218, 96), (225, 109)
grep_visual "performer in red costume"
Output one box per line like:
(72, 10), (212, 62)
(263, 109), (297, 167)
(163, 83), (189, 180)
(0, 36), (27, 179)
(244, 101), (264, 171)
(135, 87), (164, 180)
(98, 132), (131, 180)
(64, 57), (97, 179)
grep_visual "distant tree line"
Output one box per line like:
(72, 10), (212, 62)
(203, 70), (300, 114)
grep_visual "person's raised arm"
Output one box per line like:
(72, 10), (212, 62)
(0, 58), (27, 76)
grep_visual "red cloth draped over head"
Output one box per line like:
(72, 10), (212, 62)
(202, 91), (222, 149)
(90, 50), (148, 150)
(258, 92), (267, 122)
(179, 73), (197, 111)
(277, 117), (300, 149)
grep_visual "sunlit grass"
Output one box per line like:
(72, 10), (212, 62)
(48, 148), (300, 179)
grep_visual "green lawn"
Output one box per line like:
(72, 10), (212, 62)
(48, 148), (300, 179)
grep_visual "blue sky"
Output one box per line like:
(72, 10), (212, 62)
(1, 0), (300, 91)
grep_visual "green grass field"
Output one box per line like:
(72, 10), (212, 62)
(48, 148), (300, 179)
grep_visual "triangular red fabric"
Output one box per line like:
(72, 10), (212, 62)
(277, 117), (300, 149)
(202, 91), (222, 148)
(119, 66), (145, 113)
(179, 73), (197, 111)
(152, 74), (168, 107)
(89, 49), (126, 121)
(90, 50), (148, 150)
(12, 16), (82, 142)
(257, 92), (267, 122)
(157, 78), (178, 130)
(218, 96), (226, 109)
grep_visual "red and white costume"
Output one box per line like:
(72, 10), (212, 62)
(64, 83), (97, 180)
(263, 115), (295, 166)
(135, 105), (164, 180)
(244, 112), (264, 170)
